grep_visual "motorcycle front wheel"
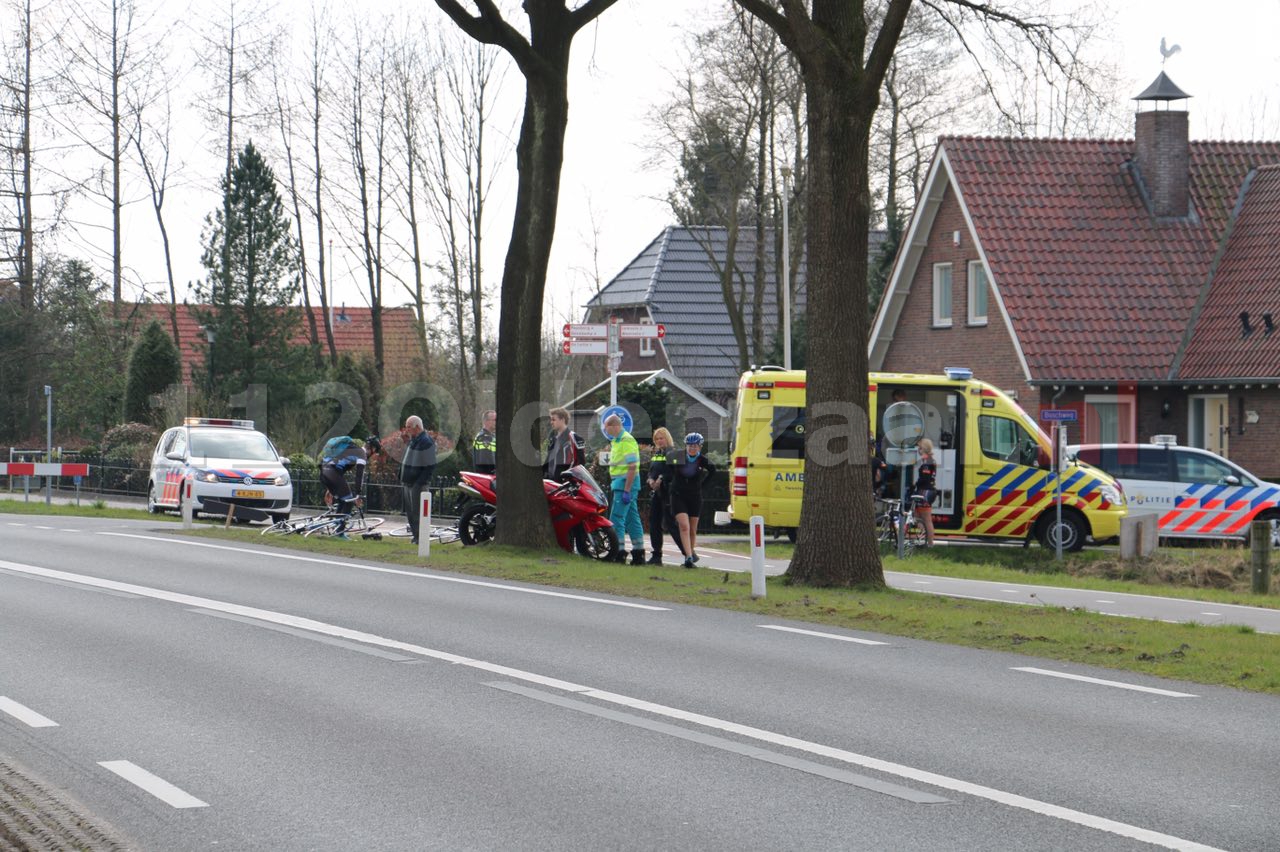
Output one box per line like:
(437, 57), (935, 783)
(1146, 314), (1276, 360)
(459, 503), (496, 546)
(574, 524), (619, 561)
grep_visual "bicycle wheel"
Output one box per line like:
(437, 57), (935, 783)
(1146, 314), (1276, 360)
(303, 518), (342, 538)
(876, 511), (899, 555)
(903, 518), (927, 555)
(429, 525), (461, 545)
(386, 524), (414, 538)
(345, 515), (385, 535)
(262, 516), (317, 536)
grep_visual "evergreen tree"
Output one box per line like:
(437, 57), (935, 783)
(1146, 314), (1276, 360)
(193, 142), (310, 409)
(867, 211), (905, 322)
(124, 320), (181, 424)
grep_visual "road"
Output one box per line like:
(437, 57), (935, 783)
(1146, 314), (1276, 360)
(1, 515), (1276, 850)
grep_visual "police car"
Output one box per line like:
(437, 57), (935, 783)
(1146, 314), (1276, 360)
(147, 418), (292, 522)
(1069, 436), (1280, 544)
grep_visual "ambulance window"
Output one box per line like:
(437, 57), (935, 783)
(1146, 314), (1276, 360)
(770, 407), (805, 460)
(1174, 451), (1237, 485)
(978, 415), (1041, 467)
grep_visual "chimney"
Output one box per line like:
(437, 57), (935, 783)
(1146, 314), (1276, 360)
(1133, 71), (1192, 218)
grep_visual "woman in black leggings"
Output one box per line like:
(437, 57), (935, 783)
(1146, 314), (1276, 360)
(663, 432), (714, 568)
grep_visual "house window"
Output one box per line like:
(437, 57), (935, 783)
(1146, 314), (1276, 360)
(967, 261), (988, 325)
(639, 317), (656, 357)
(1083, 395), (1135, 444)
(932, 263), (952, 327)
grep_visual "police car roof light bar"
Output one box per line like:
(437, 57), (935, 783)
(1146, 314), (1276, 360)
(184, 417), (255, 429)
(1150, 434), (1178, 446)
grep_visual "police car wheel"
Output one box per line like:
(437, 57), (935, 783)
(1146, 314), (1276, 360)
(147, 483), (161, 514)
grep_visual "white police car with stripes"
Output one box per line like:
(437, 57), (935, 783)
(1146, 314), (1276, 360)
(1069, 436), (1280, 545)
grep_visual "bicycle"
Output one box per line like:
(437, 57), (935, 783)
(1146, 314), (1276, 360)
(875, 494), (928, 557)
(302, 502), (385, 538)
(261, 507), (340, 536)
(386, 522), (461, 545)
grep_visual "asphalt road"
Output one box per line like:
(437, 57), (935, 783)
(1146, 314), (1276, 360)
(1, 515), (1277, 850)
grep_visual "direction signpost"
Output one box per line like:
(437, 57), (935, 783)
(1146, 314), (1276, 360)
(561, 318), (665, 406)
(1040, 409), (1079, 561)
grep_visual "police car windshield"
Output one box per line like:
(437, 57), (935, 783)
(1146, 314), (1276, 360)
(188, 429), (277, 461)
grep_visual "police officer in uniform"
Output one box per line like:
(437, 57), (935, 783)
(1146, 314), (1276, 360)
(472, 409), (497, 474)
(645, 427), (682, 565)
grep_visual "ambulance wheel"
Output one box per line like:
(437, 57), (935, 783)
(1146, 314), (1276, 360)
(1037, 511), (1085, 552)
(147, 482), (162, 514)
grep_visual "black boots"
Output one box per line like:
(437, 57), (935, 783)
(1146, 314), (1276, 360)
(646, 551), (663, 565)
(630, 548), (646, 566)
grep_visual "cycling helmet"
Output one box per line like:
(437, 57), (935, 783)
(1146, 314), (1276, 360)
(365, 434), (383, 454)
(685, 432), (704, 445)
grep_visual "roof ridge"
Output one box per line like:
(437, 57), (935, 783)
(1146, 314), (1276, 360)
(644, 226), (674, 303)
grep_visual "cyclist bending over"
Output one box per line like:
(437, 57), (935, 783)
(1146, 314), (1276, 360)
(320, 435), (368, 539)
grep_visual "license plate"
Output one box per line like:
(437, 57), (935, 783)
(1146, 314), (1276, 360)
(233, 489), (265, 498)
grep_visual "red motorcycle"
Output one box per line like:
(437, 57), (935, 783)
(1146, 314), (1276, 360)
(456, 464), (620, 560)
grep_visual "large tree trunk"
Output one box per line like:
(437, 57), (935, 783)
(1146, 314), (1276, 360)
(785, 57), (882, 587)
(493, 65), (570, 549)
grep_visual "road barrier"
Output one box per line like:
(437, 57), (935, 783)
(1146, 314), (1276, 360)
(1, 461), (91, 505)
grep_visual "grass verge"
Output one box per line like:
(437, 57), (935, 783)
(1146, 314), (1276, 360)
(186, 525), (1280, 696)
(709, 539), (1280, 609)
(0, 499), (176, 522)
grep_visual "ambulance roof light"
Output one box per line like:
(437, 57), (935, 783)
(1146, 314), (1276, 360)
(1150, 434), (1178, 446)
(943, 367), (973, 381)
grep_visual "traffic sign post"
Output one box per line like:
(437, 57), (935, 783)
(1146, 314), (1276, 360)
(1040, 410), (1077, 562)
(559, 318), (664, 407)
(882, 402), (925, 559)
(561, 339), (608, 355)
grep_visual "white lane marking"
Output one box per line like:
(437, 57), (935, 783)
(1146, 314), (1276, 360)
(1000, 589), (1020, 594)
(98, 761), (208, 809)
(0, 558), (1222, 851)
(697, 547), (752, 561)
(0, 696), (59, 728)
(913, 580), (932, 585)
(60, 529), (79, 533)
(758, 625), (888, 646)
(1096, 600), (1117, 604)
(1012, 667), (1197, 698)
(1201, 612), (1221, 617)
(97, 532), (668, 611)
(6, 522), (26, 527)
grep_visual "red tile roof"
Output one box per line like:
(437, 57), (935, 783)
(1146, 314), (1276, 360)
(1179, 165), (1280, 379)
(942, 137), (1280, 381)
(124, 302), (427, 384)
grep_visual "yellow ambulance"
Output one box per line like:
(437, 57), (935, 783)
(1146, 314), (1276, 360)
(726, 367), (1126, 550)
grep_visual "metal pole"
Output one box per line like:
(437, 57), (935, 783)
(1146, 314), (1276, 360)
(44, 385), (51, 505)
(1055, 424), (1063, 562)
(897, 463), (908, 559)
(781, 166), (792, 371)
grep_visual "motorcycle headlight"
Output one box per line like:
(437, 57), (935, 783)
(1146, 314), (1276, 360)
(1099, 484), (1124, 507)
(274, 473), (290, 486)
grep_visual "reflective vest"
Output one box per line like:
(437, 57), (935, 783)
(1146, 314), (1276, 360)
(608, 431), (640, 478)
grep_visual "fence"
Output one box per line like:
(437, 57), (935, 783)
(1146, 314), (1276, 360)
(5, 455), (734, 533)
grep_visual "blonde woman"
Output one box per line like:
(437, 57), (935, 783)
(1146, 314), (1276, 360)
(645, 428), (683, 564)
(913, 437), (938, 546)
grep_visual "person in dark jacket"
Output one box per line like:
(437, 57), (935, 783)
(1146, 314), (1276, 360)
(472, 410), (497, 474)
(543, 407), (584, 481)
(645, 427), (683, 565)
(400, 416), (437, 545)
(663, 432), (714, 568)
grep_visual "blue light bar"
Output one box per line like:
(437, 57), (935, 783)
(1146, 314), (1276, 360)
(943, 367), (973, 381)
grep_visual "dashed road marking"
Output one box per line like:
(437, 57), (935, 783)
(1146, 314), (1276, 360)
(0, 696), (59, 728)
(98, 761), (207, 809)
(758, 625), (888, 646)
(1012, 667), (1197, 698)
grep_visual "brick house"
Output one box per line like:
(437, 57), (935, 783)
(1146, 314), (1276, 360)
(870, 72), (1280, 477)
(129, 302), (428, 386)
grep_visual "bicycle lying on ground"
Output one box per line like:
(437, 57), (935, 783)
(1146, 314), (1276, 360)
(875, 494), (929, 557)
(260, 502), (384, 538)
(386, 522), (461, 544)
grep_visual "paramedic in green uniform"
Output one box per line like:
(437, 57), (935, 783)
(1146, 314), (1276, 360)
(603, 413), (645, 565)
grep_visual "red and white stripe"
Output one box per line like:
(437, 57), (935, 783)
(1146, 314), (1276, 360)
(0, 463), (89, 477)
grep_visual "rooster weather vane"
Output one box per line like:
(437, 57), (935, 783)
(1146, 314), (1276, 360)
(1160, 36), (1182, 66)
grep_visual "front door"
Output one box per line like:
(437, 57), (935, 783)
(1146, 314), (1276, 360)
(1189, 395), (1229, 457)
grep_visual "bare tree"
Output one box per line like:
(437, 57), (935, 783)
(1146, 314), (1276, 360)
(387, 32), (431, 373)
(130, 85), (181, 344)
(303, 5), (337, 364)
(0, 0), (38, 312)
(733, 0), (1086, 586)
(433, 0), (619, 549)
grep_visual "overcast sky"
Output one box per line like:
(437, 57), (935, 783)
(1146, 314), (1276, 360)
(47, 0), (1280, 333)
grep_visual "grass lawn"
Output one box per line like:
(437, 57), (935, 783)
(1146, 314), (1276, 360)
(186, 525), (1280, 696)
(0, 499), (176, 522)
(710, 538), (1280, 609)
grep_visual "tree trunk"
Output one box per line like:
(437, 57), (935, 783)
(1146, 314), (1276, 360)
(785, 58), (882, 587)
(493, 65), (571, 549)
(110, 0), (122, 316)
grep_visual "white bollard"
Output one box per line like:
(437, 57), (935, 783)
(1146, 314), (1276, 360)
(749, 514), (766, 599)
(181, 477), (193, 529)
(418, 491), (431, 558)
